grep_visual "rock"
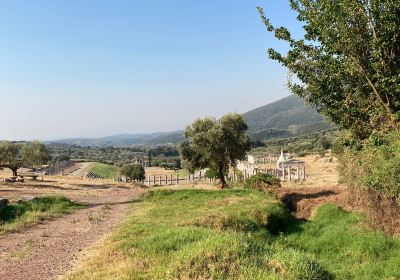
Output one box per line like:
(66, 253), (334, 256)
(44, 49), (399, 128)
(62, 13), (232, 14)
(0, 198), (9, 213)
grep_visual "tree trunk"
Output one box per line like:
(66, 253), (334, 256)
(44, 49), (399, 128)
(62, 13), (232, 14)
(218, 165), (227, 189)
(11, 168), (18, 177)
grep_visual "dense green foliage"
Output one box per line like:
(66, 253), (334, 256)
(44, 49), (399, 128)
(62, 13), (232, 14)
(90, 163), (120, 179)
(259, 1), (400, 215)
(0, 196), (82, 234)
(120, 163), (145, 181)
(67, 189), (400, 280)
(337, 131), (400, 199)
(258, 1), (400, 139)
(179, 113), (251, 187)
(244, 95), (332, 141)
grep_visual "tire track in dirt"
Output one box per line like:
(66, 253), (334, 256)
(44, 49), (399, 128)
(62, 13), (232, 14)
(0, 184), (144, 280)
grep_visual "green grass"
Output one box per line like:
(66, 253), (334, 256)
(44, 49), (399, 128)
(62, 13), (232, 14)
(175, 169), (189, 177)
(282, 204), (400, 279)
(90, 162), (120, 179)
(0, 196), (83, 234)
(66, 189), (400, 280)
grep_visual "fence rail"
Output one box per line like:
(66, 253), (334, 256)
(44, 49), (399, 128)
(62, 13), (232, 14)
(42, 161), (74, 175)
(115, 172), (221, 187)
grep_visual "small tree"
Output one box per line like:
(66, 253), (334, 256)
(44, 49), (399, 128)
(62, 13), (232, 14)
(0, 141), (23, 176)
(179, 113), (251, 188)
(120, 163), (145, 181)
(22, 141), (50, 180)
(22, 141), (50, 169)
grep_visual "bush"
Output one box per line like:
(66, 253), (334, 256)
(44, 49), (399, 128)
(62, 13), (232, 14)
(245, 173), (280, 195)
(120, 163), (145, 181)
(338, 131), (400, 199)
(336, 131), (400, 234)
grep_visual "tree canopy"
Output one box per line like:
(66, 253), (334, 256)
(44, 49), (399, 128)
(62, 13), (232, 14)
(22, 141), (50, 169)
(258, 0), (400, 139)
(0, 141), (49, 176)
(0, 141), (24, 176)
(179, 113), (251, 188)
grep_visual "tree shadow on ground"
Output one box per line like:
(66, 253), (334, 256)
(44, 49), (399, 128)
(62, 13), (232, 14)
(272, 190), (339, 235)
(280, 190), (337, 212)
(87, 199), (142, 208)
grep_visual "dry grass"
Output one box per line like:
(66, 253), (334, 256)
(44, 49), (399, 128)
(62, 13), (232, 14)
(144, 167), (177, 176)
(0, 175), (136, 203)
(280, 154), (343, 189)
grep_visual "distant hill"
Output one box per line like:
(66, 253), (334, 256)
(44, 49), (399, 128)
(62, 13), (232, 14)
(244, 95), (333, 141)
(49, 95), (332, 147)
(49, 131), (185, 147)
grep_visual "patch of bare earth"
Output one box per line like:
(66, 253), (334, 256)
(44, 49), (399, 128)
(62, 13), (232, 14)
(277, 186), (349, 219)
(277, 154), (352, 220)
(0, 176), (144, 280)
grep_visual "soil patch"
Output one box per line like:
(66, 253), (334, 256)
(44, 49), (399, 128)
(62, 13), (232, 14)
(277, 186), (350, 220)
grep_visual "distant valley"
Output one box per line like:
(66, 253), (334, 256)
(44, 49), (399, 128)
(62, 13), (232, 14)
(49, 95), (333, 147)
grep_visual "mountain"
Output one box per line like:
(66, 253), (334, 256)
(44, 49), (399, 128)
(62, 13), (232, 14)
(244, 95), (333, 141)
(49, 95), (332, 147)
(49, 131), (184, 147)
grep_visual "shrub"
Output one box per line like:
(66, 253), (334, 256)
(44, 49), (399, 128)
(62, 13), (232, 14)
(338, 131), (400, 199)
(336, 131), (400, 233)
(120, 163), (145, 181)
(245, 173), (281, 196)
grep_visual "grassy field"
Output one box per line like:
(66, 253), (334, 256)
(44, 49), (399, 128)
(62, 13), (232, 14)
(66, 188), (400, 280)
(90, 163), (120, 179)
(0, 196), (83, 234)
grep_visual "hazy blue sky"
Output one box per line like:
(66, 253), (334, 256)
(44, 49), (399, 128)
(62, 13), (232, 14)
(0, 1), (303, 140)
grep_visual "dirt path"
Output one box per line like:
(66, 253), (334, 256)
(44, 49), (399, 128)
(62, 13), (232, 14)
(0, 178), (144, 280)
(68, 162), (94, 177)
(277, 186), (349, 220)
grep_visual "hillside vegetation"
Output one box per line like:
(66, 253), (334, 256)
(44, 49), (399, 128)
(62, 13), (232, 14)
(51, 96), (332, 147)
(253, 129), (338, 156)
(244, 95), (333, 141)
(66, 189), (400, 280)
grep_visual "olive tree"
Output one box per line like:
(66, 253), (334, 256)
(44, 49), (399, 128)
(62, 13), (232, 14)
(0, 141), (50, 177)
(0, 141), (24, 176)
(179, 113), (251, 188)
(120, 163), (145, 181)
(22, 141), (50, 170)
(258, 1), (400, 139)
